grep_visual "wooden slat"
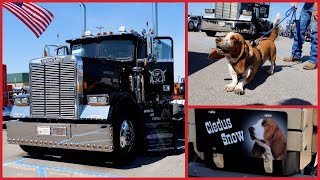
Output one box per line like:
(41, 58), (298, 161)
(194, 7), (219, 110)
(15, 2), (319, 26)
(188, 109), (196, 143)
(287, 131), (303, 151)
(312, 109), (318, 126)
(286, 110), (304, 130)
(299, 116), (313, 170)
(311, 133), (318, 153)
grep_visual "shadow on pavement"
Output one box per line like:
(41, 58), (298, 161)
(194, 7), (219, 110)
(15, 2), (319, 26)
(246, 98), (312, 105)
(188, 51), (217, 75)
(278, 98), (313, 105)
(246, 65), (292, 91)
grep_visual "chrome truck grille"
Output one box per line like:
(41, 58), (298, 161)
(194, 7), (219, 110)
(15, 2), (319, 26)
(30, 61), (76, 119)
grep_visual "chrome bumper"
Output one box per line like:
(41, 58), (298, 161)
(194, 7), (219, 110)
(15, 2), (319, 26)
(7, 120), (114, 152)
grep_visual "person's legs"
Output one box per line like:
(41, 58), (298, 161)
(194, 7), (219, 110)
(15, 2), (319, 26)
(291, 3), (313, 59)
(309, 19), (318, 64)
(303, 18), (318, 70)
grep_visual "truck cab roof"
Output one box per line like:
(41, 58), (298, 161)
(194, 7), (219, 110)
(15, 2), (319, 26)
(66, 32), (143, 45)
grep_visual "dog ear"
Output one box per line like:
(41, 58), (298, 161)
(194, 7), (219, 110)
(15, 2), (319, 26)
(229, 35), (246, 62)
(208, 48), (225, 60)
(270, 123), (286, 160)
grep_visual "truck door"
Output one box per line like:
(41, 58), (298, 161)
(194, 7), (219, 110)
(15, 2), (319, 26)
(144, 37), (174, 101)
(141, 37), (176, 154)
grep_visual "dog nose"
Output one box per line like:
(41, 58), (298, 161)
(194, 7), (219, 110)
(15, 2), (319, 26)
(248, 127), (255, 133)
(216, 38), (221, 43)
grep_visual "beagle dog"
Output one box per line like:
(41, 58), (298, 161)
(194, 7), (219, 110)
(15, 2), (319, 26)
(248, 117), (287, 160)
(208, 14), (280, 95)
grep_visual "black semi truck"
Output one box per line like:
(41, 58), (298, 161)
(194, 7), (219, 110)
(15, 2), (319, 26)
(6, 21), (176, 163)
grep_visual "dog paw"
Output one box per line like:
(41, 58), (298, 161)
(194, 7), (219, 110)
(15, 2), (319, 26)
(234, 87), (244, 95)
(266, 66), (275, 75)
(224, 84), (236, 92)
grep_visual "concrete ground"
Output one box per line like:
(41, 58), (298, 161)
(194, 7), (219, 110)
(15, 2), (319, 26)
(188, 32), (317, 106)
(2, 129), (185, 177)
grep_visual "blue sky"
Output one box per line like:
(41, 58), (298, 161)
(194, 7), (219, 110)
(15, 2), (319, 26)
(188, 2), (305, 28)
(3, 3), (185, 81)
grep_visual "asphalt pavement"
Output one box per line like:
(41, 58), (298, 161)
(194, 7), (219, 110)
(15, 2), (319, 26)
(2, 129), (185, 177)
(188, 32), (317, 105)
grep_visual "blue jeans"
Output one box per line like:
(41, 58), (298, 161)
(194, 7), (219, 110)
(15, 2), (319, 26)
(291, 3), (318, 64)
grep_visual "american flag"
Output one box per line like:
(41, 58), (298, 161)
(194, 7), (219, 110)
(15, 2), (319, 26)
(3, 2), (54, 38)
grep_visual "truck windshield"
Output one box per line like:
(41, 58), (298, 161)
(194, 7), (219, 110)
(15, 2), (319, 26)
(72, 40), (134, 60)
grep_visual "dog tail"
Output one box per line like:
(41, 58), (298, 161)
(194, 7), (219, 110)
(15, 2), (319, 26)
(269, 13), (281, 41)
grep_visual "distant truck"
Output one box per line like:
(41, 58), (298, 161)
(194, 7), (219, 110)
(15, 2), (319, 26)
(3, 86), (28, 119)
(188, 15), (202, 32)
(201, 3), (273, 38)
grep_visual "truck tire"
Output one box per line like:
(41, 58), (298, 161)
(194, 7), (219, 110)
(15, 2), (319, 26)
(205, 31), (216, 37)
(113, 114), (136, 164)
(188, 21), (194, 31)
(196, 24), (201, 32)
(19, 145), (48, 156)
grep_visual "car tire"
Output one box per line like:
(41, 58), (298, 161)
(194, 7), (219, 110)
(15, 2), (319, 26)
(188, 21), (194, 31)
(205, 31), (216, 37)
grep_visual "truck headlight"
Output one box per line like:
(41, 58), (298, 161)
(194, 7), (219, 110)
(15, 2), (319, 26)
(97, 96), (107, 104)
(14, 95), (29, 106)
(88, 96), (97, 104)
(21, 97), (28, 104)
(87, 94), (109, 106)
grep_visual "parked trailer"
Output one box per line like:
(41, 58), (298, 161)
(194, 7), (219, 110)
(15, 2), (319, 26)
(201, 3), (273, 38)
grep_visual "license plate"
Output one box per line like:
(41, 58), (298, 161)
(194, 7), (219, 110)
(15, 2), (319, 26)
(51, 126), (67, 136)
(37, 126), (50, 135)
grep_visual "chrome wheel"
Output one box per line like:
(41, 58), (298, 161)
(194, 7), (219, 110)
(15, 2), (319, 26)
(119, 120), (135, 152)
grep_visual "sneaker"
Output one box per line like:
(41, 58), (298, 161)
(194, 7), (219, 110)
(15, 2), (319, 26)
(283, 56), (300, 62)
(303, 62), (317, 70)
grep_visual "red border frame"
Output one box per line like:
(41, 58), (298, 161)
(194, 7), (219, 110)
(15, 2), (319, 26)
(184, 2), (189, 179)
(1, 0), (319, 179)
(0, 3), (3, 179)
